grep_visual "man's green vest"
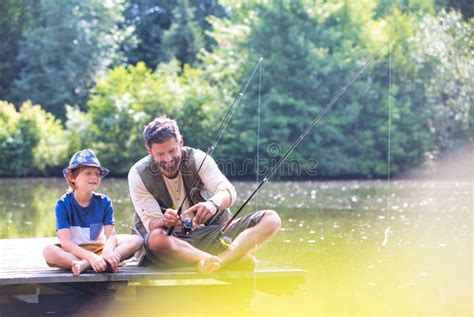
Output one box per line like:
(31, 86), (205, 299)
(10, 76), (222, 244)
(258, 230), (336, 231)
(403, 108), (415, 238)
(132, 147), (232, 237)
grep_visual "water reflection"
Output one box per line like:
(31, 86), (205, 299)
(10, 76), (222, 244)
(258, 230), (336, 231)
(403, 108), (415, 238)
(0, 177), (137, 238)
(0, 178), (472, 315)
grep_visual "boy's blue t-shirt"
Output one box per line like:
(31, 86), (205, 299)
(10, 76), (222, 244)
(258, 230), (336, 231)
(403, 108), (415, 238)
(55, 191), (114, 245)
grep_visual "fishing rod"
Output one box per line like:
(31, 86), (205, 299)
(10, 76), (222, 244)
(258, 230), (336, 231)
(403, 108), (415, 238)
(220, 40), (390, 236)
(167, 57), (264, 235)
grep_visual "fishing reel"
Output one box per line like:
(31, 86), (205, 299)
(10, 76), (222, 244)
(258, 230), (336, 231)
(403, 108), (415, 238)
(181, 217), (194, 235)
(220, 236), (232, 248)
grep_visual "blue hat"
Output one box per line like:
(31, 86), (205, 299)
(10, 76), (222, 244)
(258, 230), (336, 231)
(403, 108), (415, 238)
(63, 149), (110, 178)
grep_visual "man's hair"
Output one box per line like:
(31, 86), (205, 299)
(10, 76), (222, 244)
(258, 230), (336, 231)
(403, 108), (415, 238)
(143, 117), (181, 147)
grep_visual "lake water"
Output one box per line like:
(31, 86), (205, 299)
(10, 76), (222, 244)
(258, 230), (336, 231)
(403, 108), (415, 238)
(0, 177), (472, 315)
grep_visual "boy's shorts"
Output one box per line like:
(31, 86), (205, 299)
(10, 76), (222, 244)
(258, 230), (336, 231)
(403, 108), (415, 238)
(143, 211), (266, 267)
(55, 243), (104, 255)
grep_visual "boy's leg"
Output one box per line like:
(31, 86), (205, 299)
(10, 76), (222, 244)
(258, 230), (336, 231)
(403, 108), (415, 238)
(42, 244), (79, 269)
(198, 210), (281, 274)
(115, 234), (143, 261)
(71, 260), (92, 276)
(43, 244), (92, 276)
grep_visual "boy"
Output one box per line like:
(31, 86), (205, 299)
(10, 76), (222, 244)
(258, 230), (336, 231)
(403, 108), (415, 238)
(43, 149), (143, 276)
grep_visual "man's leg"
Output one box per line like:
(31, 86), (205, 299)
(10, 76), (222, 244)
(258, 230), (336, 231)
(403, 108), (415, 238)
(198, 210), (281, 274)
(146, 228), (217, 269)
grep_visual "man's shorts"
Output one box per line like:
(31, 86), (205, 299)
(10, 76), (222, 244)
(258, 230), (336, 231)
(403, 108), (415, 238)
(143, 210), (266, 267)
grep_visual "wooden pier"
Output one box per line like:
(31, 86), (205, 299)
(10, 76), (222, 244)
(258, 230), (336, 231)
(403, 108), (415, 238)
(0, 237), (305, 315)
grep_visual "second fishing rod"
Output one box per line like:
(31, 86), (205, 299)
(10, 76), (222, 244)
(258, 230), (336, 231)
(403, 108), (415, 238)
(218, 40), (390, 243)
(166, 57), (263, 235)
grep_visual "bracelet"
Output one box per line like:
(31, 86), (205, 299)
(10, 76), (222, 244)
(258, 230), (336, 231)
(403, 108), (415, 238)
(207, 199), (220, 212)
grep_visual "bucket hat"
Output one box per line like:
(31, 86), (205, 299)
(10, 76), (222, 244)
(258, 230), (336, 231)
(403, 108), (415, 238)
(62, 149), (110, 178)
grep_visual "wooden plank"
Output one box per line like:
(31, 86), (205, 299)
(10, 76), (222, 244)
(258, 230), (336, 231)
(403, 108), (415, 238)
(0, 237), (305, 287)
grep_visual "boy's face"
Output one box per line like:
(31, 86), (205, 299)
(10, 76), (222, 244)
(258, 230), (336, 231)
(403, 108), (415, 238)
(72, 167), (102, 192)
(147, 137), (183, 178)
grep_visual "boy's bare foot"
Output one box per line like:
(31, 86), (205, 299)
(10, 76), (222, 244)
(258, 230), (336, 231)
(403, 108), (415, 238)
(227, 254), (257, 271)
(72, 260), (90, 276)
(197, 256), (221, 274)
(105, 262), (119, 273)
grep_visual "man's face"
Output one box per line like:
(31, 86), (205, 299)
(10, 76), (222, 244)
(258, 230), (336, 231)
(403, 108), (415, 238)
(147, 137), (183, 178)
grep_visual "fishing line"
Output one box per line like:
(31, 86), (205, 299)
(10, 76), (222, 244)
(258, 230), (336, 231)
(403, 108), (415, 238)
(252, 56), (263, 302)
(221, 40), (390, 235)
(383, 40), (393, 246)
(167, 58), (264, 235)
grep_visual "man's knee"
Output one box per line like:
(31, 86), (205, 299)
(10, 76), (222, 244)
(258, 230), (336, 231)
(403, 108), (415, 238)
(262, 210), (281, 232)
(147, 229), (172, 253)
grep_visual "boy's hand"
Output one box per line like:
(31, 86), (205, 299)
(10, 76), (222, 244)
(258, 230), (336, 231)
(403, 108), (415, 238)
(163, 208), (180, 227)
(102, 250), (121, 270)
(88, 253), (107, 272)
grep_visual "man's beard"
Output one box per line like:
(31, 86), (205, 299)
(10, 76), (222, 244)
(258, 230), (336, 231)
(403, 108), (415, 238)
(158, 157), (180, 175)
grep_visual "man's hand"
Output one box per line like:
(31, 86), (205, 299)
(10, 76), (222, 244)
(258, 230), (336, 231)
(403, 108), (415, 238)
(163, 208), (180, 227)
(183, 201), (218, 226)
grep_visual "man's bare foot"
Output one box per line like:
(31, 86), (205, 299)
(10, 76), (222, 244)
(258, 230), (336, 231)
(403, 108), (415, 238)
(227, 254), (257, 271)
(71, 260), (90, 276)
(197, 256), (221, 274)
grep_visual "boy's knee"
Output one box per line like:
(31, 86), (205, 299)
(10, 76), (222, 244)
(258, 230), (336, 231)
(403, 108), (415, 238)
(42, 244), (58, 259)
(131, 235), (144, 248)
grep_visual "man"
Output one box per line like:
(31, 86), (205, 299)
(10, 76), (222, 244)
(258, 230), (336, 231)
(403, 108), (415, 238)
(128, 117), (281, 273)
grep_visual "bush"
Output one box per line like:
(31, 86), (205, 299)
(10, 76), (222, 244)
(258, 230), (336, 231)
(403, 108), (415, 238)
(0, 101), (67, 176)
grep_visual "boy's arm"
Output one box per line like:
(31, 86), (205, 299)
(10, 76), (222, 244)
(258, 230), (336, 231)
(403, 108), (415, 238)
(58, 229), (107, 272)
(103, 225), (118, 252)
(102, 225), (121, 269)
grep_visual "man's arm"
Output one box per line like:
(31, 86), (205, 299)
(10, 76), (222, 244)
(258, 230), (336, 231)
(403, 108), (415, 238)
(196, 149), (237, 209)
(128, 166), (164, 232)
(182, 150), (237, 225)
(148, 217), (165, 230)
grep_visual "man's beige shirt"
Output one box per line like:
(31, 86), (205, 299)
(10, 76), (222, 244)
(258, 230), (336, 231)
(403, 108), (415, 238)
(128, 149), (237, 231)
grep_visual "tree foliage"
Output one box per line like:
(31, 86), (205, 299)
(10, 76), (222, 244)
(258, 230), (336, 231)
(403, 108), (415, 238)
(0, 0), (36, 101)
(82, 61), (219, 175)
(123, 0), (226, 68)
(0, 101), (67, 176)
(13, 0), (133, 120)
(0, 0), (471, 178)
(409, 10), (473, 152)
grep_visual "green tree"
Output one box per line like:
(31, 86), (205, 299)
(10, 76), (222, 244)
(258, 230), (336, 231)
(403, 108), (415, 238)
(409, 10), (473, 152)
(436, 0), (474, 20)
(13, 0), (133, 120)
(0, 0), (36, 101)
(123, 0), (226, 68)
(374, 0), (435, 18)
(123, 0), (176, 67)
(211, 0), (390, 178)
(82, 61), (219, 175)
(162, 0), (205, 66)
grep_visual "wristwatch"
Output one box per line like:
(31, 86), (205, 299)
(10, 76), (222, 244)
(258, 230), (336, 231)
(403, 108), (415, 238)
(207, 199), (220, 212)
